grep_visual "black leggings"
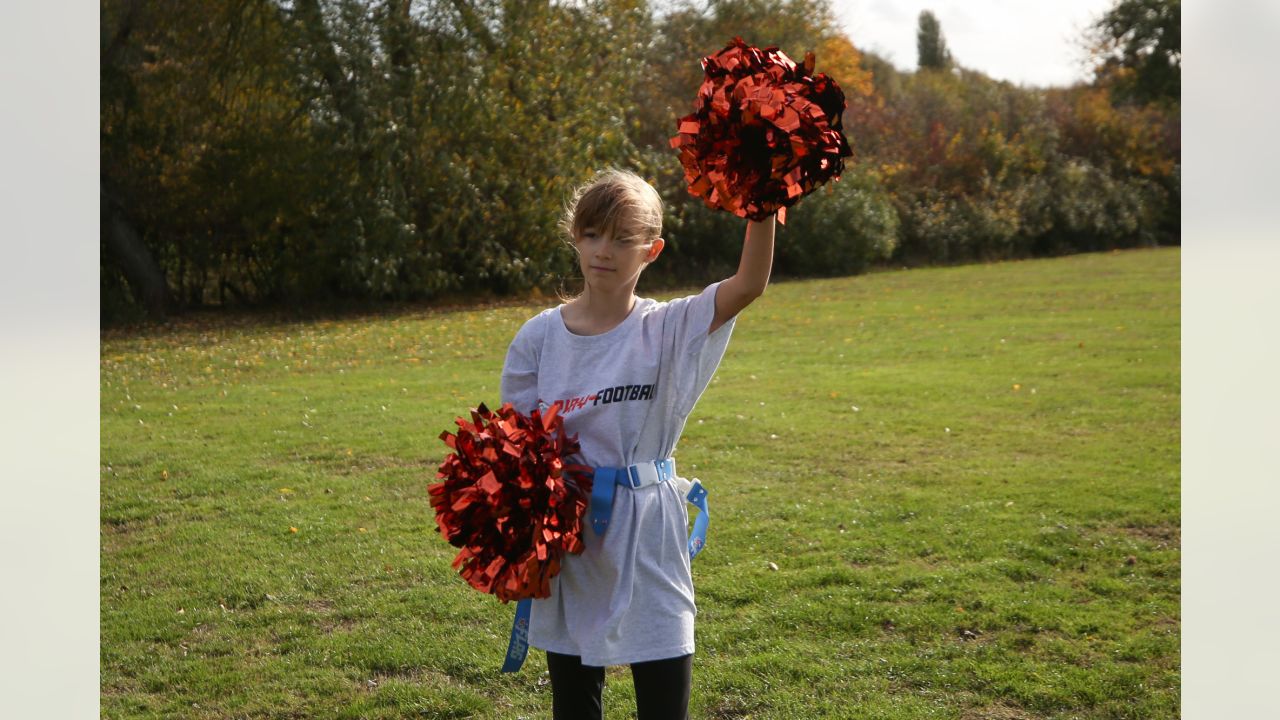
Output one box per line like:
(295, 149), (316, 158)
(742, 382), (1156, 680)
(546, 650), (692, 720)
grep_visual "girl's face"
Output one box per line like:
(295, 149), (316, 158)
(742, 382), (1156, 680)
(575, 221), (662, 292)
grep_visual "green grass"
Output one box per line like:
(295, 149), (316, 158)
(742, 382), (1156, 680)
(101, 247), (1180, 719)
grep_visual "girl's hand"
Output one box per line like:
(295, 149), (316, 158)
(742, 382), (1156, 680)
(711, 214), (776, 333)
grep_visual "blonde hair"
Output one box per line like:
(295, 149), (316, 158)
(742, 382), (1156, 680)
(559, 169), (663, 248)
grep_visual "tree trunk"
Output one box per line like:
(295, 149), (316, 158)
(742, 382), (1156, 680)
(293, 0), (373, 177)
(101, 183), (168, 318)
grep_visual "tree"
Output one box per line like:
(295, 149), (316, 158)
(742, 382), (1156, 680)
(916, 10), (952, 70)
(1088, 0), (1180, 105)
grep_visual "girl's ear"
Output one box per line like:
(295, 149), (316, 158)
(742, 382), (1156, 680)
(645, 237), (665, 263)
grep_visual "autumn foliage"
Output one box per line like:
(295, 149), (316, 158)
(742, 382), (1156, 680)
(101, 0), (1179, 323)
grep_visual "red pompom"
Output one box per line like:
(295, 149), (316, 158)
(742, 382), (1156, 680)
(428, 402), (592, 602)
(670, 37), (853, 222)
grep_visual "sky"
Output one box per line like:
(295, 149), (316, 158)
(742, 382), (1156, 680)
(831, 0), (1117, 88)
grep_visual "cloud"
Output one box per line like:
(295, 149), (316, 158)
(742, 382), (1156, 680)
(832, 0), (1114, 87)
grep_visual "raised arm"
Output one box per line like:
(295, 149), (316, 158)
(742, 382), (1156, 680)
(710, 214), (776, 334)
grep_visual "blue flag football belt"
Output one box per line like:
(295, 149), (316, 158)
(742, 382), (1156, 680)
(500, 458), (710, 673)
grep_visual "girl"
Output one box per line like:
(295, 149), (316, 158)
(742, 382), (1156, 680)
(500, 169), (775, 719)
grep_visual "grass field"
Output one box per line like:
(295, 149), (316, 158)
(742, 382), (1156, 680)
(101, 247), (1180, 719)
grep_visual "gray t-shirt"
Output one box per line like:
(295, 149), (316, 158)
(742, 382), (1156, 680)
(500, 281), (736, 666)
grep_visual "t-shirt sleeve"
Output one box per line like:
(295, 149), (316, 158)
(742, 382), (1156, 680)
(500, 315), (542, 415)
(665, 280), (737, 417)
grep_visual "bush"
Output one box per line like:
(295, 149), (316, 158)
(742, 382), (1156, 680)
(1023, 159), (1168, 255)
(773, 167), (899, 276)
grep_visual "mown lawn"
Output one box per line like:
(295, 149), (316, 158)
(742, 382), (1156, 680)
(101, 247), (1180, 719)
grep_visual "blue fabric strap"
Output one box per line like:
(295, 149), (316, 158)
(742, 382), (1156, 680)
(589, 467), (618, 536)
(501, 460), (710, 673)
(500, 598), (532, 673)
(686, 480), (710, 560)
